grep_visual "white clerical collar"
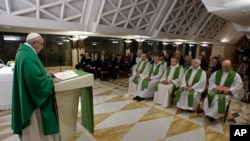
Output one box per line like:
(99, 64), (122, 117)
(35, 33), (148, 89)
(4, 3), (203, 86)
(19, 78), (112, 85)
(154, 62), (161, 65)
(171, 64), (178, 68)
(192, 66), (200, 71)
(25, 43), (37, 55)
(222, 71), (229, 75)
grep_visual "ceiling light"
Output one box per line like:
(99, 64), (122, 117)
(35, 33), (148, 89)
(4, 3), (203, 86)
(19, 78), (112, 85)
(124, 39), (132, 43)
(135, 38), (145, 42)
(201, 43), (208, 47)
(162, 42), (169, 45)
(189, 44), (195, 47)
(4, 35), (17, 41)
(175, 42), (182, 45)
(63, 39), (70, 42)
(112, 40), (119, 44)
(79, 35), (88, 39)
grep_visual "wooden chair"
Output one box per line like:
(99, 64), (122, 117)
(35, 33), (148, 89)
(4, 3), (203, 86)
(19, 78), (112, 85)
(100, 71), (109, 80)
(118, 70), (125, 78)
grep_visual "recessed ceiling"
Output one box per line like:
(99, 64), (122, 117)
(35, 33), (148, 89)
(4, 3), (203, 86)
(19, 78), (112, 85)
(0, 0), (249, 44)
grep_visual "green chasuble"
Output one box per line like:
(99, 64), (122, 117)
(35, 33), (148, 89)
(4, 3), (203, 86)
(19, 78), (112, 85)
(12, 44), (59, 136)
(174, 68), (203, 107)
(154, 65), (181, 98)
(207, 69), (236, 114)
(141, 63), (161, 91)
(132, 60), (148, 84)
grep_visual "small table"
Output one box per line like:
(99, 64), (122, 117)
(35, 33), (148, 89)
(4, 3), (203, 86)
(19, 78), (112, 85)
(0, 67), (13, 110)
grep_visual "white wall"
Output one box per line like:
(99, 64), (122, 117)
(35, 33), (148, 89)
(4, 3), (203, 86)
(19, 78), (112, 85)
(211, 45), (225, 58)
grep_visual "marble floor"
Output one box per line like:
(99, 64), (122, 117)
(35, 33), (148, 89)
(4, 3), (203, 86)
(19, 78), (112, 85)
(1, 78), (250, 141)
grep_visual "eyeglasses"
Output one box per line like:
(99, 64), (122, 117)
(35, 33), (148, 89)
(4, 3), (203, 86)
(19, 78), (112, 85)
(36, 41), (44, 46)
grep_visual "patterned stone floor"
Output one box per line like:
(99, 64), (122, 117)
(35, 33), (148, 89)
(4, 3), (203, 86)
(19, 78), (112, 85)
(1, 78), (250, 141)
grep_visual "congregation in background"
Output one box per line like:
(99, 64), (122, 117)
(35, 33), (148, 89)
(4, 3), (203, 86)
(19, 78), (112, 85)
(75, 50), (243, 123)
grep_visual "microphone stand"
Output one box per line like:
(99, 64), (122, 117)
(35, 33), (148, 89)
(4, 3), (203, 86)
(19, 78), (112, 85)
(0, 59), (5, 66)
(58, 58), (61, 72)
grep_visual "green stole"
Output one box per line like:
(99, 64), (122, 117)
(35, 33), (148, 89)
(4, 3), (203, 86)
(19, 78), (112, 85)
(154, 65), (181, 98)
(174, 68), (203, 107)
(207, 70), (236, 114)
(141, 63), (161, 91)
(184, 66), (191, 73)
(132, 60), (148, 84)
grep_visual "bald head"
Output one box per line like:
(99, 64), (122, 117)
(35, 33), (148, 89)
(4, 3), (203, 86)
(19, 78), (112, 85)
(222, 59), (232, 72)
(222, 59), (231, 66)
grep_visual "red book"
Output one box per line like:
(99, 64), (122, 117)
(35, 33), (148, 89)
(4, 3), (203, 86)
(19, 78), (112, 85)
(217, 85), (229, 91)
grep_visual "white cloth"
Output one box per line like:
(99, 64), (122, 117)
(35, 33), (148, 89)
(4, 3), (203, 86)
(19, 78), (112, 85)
(176, 67), (207, 110)
(161, 61), (167, 72)
(136, 62), (164, 98)
(128, 60), (151, 96)
(153, 64), (184, 107)
(135, 57), (141, 64)
(22, 108), (60, 141)
(0, 67), (13, 110)
(203, 71), (243, 119)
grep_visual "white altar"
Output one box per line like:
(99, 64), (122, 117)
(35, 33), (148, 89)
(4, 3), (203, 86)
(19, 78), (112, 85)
(0, 67), (13, 110)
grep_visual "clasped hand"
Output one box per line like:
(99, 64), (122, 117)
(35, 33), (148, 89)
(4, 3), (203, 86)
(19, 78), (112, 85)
(214, 88), (230, 95)
(184, 86), (192, 91)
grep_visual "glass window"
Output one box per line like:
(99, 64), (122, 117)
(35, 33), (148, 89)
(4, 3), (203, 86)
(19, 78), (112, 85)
(0, 32), (72, 67)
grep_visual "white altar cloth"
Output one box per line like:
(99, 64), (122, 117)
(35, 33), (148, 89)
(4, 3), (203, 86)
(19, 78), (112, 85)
(0, 67), (13, 110)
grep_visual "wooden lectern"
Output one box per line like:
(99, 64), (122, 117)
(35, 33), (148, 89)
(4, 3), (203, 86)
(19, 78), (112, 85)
(54, 70), (94, 141)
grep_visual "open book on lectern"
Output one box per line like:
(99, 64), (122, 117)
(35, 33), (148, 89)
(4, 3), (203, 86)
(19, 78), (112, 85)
(53, 70), (79, 81)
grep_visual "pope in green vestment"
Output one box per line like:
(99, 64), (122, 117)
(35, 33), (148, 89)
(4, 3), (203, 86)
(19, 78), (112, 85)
(11, 34), (60, 138)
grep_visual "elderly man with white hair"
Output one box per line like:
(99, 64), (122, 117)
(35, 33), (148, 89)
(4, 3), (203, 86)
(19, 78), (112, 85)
(175, 58), (207, 112)
(203, 59), (242, 122)
(12, 33), (61, 141)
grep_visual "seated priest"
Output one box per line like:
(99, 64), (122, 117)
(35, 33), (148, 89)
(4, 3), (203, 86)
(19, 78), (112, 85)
(203, 59), (243, 122)
(175, 58), (207, 112)
(153, 57), (184, 107)
(128, 52), (151, 96)
(133, 55), (164, 101)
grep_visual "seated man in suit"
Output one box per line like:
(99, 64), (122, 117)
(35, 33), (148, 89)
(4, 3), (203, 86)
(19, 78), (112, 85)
(112, 54), (125, 79)
(175, 58), (207, 112)
(153, 57), (184, 107)
(128, 52), (151, 96)
(203, 59), (243, 122)
(133, 55), (164, 101)
(208, 56), (222, 73)
(75, 54), (85, 70)
(159, 53), (167, 72)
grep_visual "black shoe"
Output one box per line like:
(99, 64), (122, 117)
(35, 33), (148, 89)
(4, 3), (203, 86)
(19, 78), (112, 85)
(133, 96), (140, 100)
(206, 116), (215, 122)
(197, 109), (204, 114)
(137, 97), (145, 101)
